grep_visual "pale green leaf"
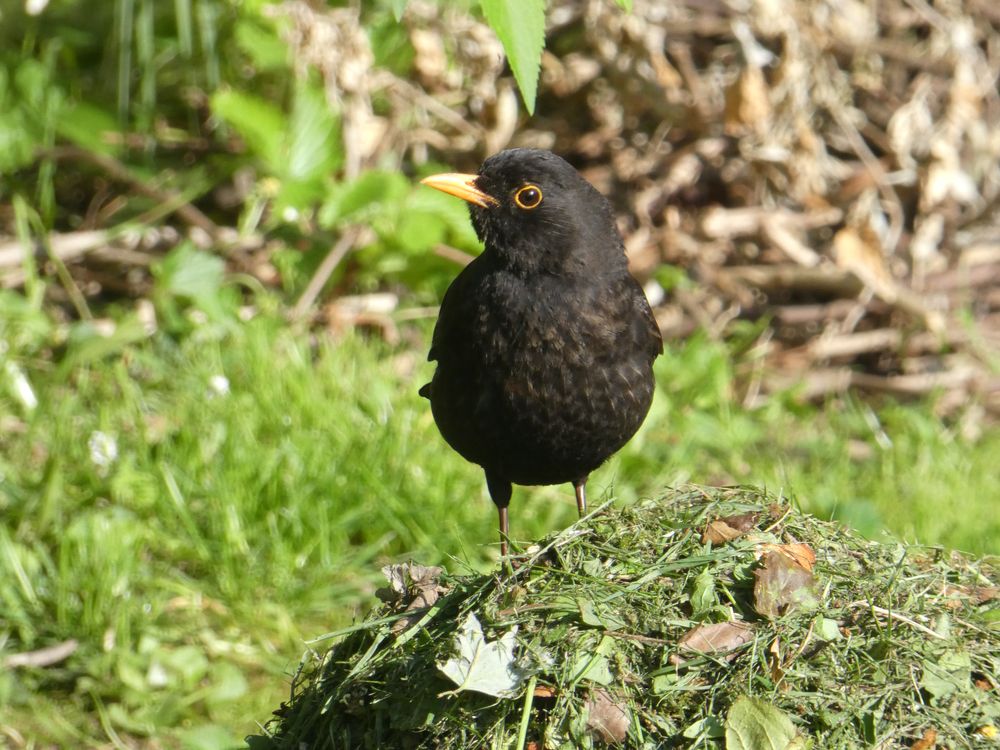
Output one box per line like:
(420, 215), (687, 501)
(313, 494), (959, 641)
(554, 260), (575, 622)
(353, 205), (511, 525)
(569, 652), (614, 685)
(725, 696), (799, 750)
(690, 569), (717, 616)
(437, 612), (530, 698)
(480, 0), (545, 115)
(920, 649), (972, 701)
(684, 716), (725, 739)
(287, 82), (340, 182)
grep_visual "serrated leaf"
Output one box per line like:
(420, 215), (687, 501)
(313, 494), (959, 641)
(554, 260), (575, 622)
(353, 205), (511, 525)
(480, 0), (545, 115)
(437, 612), (529, 698)
(287, 82), (340, 182)
(725, 696), (799, 750)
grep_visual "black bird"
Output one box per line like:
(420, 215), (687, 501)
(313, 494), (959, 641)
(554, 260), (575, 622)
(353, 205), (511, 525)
(419, 149), (662, 556)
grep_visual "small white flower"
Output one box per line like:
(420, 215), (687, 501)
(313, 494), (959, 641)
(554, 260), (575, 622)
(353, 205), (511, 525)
(208, 374), (230, 396)
(88, 431), (118, 471)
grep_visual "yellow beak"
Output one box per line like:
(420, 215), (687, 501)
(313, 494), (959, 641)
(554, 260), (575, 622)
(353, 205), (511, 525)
(420, 172), (498, 208)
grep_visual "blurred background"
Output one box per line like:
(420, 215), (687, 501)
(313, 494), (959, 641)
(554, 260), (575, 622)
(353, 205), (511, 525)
(0, 0), (997, 745)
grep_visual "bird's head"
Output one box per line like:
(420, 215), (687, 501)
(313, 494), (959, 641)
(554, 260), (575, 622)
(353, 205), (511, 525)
(421, 149), (626, 277)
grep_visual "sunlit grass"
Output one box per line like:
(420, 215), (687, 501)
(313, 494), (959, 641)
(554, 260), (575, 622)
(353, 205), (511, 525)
(1, 314), (996, 746)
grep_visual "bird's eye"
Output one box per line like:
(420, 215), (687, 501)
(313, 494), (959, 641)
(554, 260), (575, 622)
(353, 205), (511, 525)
(513, 184), (543, 210)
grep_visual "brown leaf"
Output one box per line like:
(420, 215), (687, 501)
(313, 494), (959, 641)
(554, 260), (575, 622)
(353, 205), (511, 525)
(585, 688), (630, 745)
(724, 65), (771, 135)
(702, 520), (743, 545)
(702, 512), (760, 545)
(758, 542), (817, 572)
(768, 636), (787, 688)
(376, 563), (448, 633)
(677, 621), (754, 661)
(831, 225), (897, 302)
(533, 684), (557, 699)
(754, 551), (818, 618)
(911, 727), (937, 750)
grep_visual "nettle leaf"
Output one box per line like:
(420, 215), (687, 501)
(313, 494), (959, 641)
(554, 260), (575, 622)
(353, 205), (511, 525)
(287, 82), (340, 182)
(437, 612), (530, 698)
(725, 696), (801, 750)
(480, 0), (545, 115)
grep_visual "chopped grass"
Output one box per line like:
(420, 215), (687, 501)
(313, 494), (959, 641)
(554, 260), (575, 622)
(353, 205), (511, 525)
(1, 313), (997, 745)
(250, 487), (999, 749)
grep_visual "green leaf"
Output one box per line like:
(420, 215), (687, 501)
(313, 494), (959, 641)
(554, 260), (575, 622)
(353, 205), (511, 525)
(569, 652), (614, 685)
(480, 0), (545, 115)
(211, 89), (286, 171)
(813, 616), (842, 641)
(157, 243), (225, 301)
(287, 82), (340, 182)
(319, 171), (409, 227)
(389, 0), (408, 21)
(690, 569), (717, 617)
(725, 696), (799, 750)
(56, 102), (121, 155)
(234, 19), (289, 71)
(684, 716), (725, 739)
(920, 649), (972, 702)
(614, 0), (633, 10)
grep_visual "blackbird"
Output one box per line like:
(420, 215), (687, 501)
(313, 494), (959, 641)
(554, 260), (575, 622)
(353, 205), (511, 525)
(419, 149), (662, 555)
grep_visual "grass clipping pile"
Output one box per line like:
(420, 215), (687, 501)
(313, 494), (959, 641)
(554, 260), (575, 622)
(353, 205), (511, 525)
(251, 488), (998, 749)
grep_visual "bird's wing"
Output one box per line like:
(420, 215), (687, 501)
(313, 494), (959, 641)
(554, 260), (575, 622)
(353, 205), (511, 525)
(636, 293), (663, 360)
(428, 254), (486, 363)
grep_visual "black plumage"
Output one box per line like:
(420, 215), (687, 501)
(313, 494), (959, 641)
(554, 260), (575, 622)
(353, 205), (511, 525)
(420, 149), (662, 555)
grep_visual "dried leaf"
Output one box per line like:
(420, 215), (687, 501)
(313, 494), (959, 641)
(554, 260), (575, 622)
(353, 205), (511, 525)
(703, 513), (760, 544)
(754, 551), (818, 618)
(533, 684), (556, 698)
(831, 225), (897, 302)
(678, 621), (754, 660)
(437, 613), (530, 698)
(911, 728), (938, 750)
(757, 542), (816, 572)
(703, 520), (743, 545)
(378, 562), (448, 633)
(585, 688), (630, 745)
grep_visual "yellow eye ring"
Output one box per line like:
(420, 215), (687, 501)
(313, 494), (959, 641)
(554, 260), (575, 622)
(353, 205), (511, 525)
(514, 184), (543, 210)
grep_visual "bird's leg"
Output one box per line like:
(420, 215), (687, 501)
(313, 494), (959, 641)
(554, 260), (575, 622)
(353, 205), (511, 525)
(573, 476), (589, 517)
(497, 505), (509, 557)
(486, 471), (513, 557)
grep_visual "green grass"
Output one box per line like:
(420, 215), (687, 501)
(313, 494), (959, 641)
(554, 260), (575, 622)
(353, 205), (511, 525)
(1, 310), (997, 746)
